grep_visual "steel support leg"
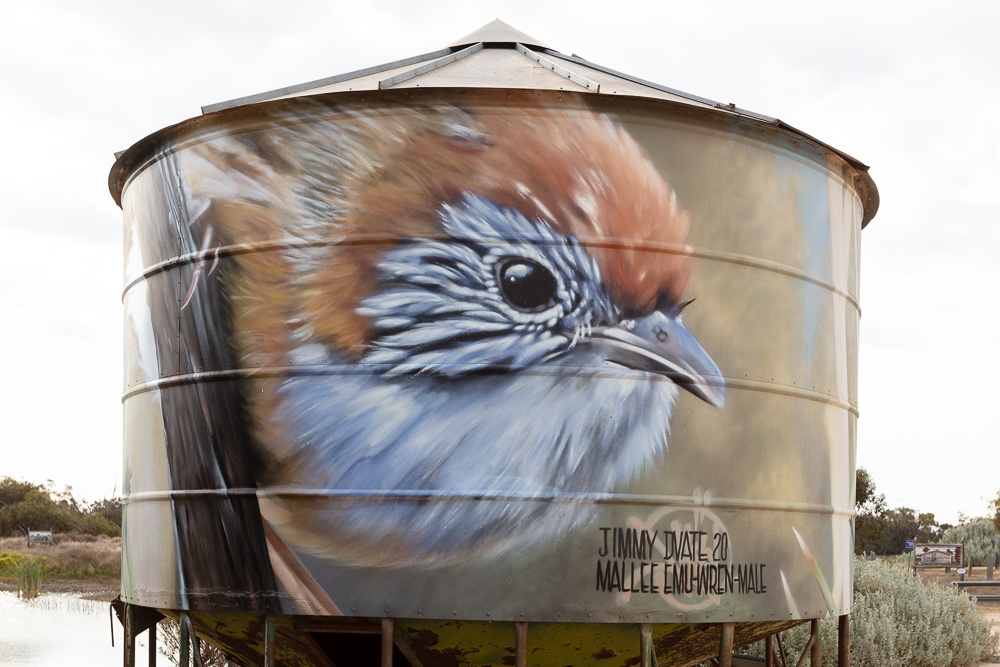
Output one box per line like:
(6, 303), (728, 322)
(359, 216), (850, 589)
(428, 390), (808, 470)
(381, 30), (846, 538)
(810, 619), (822, 667)
(148, 621), (157, 666)
(179, 612), (190, 667)
(719, 622), (735, 667)
(381, 618), (394, 667)
(776, 632), (789, 667)
(640, 624), (653, 667)
(124, 604), (136, 667)
(838, 615), (850, 667)
(515, 621), (528, 667)
(265, 615), (277, 667)
(765, 634), (774, 667)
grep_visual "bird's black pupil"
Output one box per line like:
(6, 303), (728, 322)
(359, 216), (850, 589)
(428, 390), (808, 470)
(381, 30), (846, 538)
(498, 260), (557, 311)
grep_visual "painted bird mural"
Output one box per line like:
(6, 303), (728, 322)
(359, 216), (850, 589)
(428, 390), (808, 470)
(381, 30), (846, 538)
(181, 99), (724, 573)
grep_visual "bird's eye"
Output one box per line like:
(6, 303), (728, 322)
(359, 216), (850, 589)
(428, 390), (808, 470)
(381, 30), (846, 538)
(497, 259), (558, 312)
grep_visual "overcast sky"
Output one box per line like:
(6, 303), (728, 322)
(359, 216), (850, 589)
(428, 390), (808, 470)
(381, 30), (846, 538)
(1, 0), (997, 524)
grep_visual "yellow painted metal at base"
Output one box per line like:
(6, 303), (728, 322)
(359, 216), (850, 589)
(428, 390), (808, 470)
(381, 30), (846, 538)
(164, 609), (806, 667)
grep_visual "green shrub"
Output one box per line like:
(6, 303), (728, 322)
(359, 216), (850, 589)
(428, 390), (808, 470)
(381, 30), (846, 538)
(941, 521), (1000, 568)
(75, 512), (121, 538)
(735, 558), (997, 667)
(0, 551), (25, 577)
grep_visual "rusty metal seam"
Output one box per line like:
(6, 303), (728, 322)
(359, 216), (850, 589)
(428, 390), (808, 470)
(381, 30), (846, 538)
(122, 488), (856, 518)
(121, 236), (861, 312)
(121, 366), (857, 415)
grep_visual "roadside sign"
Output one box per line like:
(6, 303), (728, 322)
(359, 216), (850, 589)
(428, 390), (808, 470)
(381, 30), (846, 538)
(914, 543), (963, 569)
(27, 531), (53, 545)
(906, 539), (915, 549)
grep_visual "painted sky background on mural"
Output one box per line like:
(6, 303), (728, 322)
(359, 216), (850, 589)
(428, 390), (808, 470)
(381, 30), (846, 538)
(0, 0), (997, 524)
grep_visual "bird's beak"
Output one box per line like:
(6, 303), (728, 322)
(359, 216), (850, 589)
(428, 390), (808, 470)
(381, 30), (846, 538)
(587, 310), (725, 408)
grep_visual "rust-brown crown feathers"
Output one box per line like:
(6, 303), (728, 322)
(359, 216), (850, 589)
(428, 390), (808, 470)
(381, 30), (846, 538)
(186, 102), (693, 359)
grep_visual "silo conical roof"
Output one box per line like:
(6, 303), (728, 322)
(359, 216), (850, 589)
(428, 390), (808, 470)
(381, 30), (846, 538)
(200, 19), (726, 115)
(118, 19), (878, 224)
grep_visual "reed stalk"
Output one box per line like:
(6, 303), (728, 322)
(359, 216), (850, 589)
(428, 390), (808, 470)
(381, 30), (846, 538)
(15, 555), (43, 599)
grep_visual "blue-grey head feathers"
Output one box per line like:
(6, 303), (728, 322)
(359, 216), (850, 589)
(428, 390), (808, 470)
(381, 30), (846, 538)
(358, 194), (617, 375)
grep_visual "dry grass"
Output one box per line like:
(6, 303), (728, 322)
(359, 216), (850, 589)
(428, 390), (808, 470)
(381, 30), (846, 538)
(919, 566), (1000, 588)
(0, 534), (121, 579)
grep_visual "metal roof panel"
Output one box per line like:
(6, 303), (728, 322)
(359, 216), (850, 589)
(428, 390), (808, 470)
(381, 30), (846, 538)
(264, 55), (453, 99)
(387, 47), (593, 92)
(201, 48), (452, 113)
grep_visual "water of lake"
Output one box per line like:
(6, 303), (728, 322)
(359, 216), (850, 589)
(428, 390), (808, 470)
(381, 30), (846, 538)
(0, 592), (156, 666)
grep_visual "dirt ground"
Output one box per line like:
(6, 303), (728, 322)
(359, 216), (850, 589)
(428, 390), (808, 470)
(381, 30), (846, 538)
(979, 603), (1000, 632)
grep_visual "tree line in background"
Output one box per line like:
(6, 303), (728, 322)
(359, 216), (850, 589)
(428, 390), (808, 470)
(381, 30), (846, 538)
(4, 470), (999, 557)
(855, 468), (1000, 565)
(0, 476), (121, 538)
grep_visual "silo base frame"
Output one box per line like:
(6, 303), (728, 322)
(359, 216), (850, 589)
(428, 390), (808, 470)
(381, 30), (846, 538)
(112, 600), (164, 666)
(758, 617), (850, 667)
(114, 605), (853, 667)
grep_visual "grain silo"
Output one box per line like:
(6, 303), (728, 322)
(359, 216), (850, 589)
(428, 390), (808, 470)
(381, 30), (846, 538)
(111, 19), (877, 667)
